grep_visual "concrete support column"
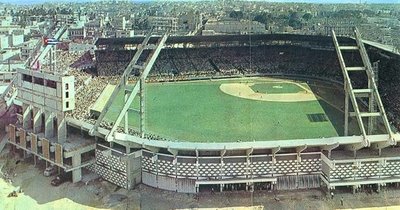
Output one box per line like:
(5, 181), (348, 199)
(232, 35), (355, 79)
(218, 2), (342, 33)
(195, 158), (199, 180)
(72, 154), (82, 183)
(124, 91), (129, 133)
(22, 104), (32, 129)
(57, 113), (66, 144)
(126, 157), (132, 189)
(173, 156), (178, 192)
(33, 108), (43, 133)
(220, 157), (224, 181)
(44, 112), (54, 138)
(33, 155), (37, 166)
(327, 187), (331, 198)
(155, 154), (159, 185)
(272, 147), (280, 177)
(126, 152), (143, 190)
(195, 150), (199, 180)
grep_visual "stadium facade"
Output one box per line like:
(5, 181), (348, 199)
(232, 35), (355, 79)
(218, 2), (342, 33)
(4, 31), (400, 194)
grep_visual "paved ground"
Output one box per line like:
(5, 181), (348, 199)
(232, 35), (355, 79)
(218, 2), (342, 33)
(2, 148), (400, 210)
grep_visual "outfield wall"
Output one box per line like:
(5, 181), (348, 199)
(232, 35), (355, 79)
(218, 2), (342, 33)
(118, 148), (323, 193)
(93, 143), (400, 193)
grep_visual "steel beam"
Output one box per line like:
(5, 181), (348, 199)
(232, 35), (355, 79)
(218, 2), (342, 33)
(349, 112), (381, 117)
(31, 25), (68, 70)
(353, 89), (373, 94)
(332, 30), (368, 146)
(139, 78), (145, 138)
(354, 28), (394, 145)
(105, 34), (168, 141)
(124, 92), (129, 133)
(89, 32), (153, 136)
(339, 46), (359, 50)
(344, 82), (349, 136)
(346, 67), (365, 71)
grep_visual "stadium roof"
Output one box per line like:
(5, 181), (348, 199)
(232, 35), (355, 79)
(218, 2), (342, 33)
(95, 34), (400, 58)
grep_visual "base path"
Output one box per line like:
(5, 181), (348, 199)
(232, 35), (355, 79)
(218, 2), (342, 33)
(219, 83), (317, 102)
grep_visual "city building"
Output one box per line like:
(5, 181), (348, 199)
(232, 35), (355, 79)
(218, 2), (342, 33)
(204, 20), (266, 35)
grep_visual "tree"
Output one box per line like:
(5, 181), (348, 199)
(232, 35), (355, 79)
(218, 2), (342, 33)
(289, 12), (300, 21)
(302, 13), (312, 21)
(289, 19), (302, 29)
(254, 14), (268, 27)
(229, 11), (244, 20)
(289, 12), (302, 29)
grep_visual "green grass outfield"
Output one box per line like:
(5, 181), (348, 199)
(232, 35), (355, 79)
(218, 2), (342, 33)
(104, 78), (343, 142)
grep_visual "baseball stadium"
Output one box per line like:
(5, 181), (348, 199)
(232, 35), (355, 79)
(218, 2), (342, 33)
(4, 28), (400, 194)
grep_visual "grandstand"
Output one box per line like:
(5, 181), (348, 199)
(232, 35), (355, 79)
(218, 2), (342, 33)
(4, 31), (400, 194)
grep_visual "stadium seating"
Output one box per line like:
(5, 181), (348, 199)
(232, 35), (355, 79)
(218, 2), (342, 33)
(91, 44), (400, 138)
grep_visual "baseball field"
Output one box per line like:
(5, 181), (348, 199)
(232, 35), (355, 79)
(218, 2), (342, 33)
(103, 77), (346, 142)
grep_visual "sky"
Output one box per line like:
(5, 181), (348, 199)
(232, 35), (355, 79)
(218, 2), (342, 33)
(2, 0), (400, 5)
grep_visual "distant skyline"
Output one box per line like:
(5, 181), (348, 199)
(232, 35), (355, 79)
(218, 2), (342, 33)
(2, 0), (400, 5)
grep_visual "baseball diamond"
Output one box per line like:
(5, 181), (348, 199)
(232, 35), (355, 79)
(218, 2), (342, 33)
(101, 77), (350, 142)
(5, 32), (400, 195)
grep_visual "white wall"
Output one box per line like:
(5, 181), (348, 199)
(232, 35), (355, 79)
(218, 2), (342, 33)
(8, 34), (24, 47)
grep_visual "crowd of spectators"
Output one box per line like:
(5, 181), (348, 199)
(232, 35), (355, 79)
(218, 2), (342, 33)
(66, 75), (118, 121)
(59, 43), (400, 140)
(96, 50), (134, 76)
(40, 51), (85, 74)
(70, 51), (95, 70)
(377, 58), (400, 132)
(96, 45), (344, 81)
(163, 45), (343, 81)
(64, 64), (169, 141)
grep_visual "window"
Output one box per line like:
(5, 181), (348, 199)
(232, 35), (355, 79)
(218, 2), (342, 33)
(65, 91), (69, 98)
(22, 74), (33, 82)
(65, 83), (69, 90)
(46, 80), (57, 89)
(66, 102), (69, 109)
(33, 77), (44, 85)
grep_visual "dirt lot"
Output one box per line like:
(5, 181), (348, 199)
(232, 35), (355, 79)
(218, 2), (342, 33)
(2, 146), (400, 210)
